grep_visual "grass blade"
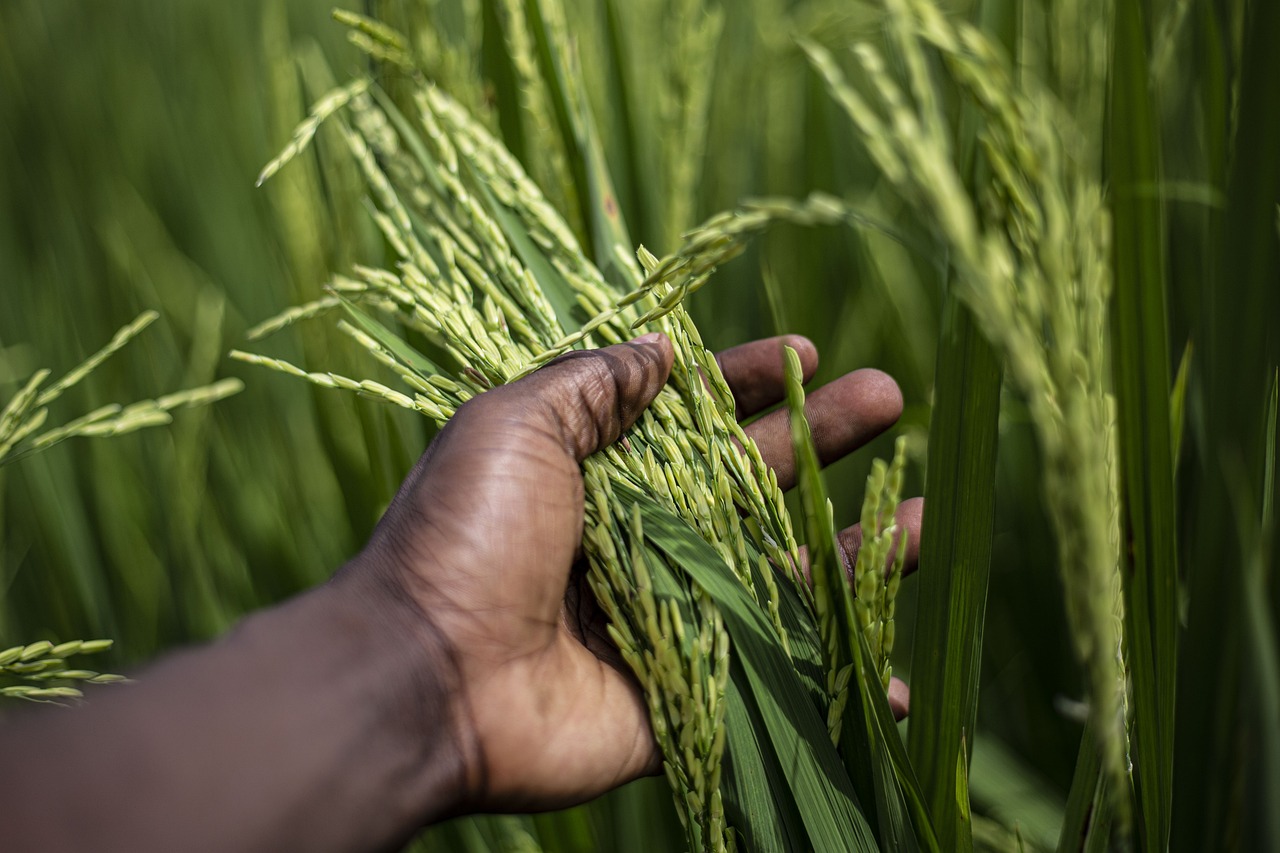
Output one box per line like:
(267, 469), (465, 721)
(906, 251), (1002, 853)
(1240, 370), (1280, 850)
(1170, 341), (1192, 474)
(472, 175), (582, 335)
(337, 300), (445, 379)
(598, 0), (648, 245)
(1107, 2), (1178, 847)
(720, 673), (809, 852)
(1173, 2), (1280, 848)
(1057, 721), (1101, 853)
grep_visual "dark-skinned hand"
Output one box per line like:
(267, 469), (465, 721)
(347, 331), (923, 815)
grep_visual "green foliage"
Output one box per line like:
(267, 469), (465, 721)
(1107, 3), (1178, 845)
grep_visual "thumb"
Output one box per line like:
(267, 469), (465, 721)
(512, 333), (674, 462)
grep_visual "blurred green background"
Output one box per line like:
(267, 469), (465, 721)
(5, 0), (1256, 848)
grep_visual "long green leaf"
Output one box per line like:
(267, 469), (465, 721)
(845, 627), (941, 853)
(907, 293), (1001, 853)
(1170, 342), (1192, 475)
(1057, 722), (1101, 853)
(1173, 1), (1280, 849)
(1081, 773), (1115, 853)
(598, 0), (648, 246)
(1265, 369), (1278, 531)
(1240, 370), (1280, 850)
(472, 175), (583, 335)
(1107, 3), (1178, 848)
(721, 668), (810, 853)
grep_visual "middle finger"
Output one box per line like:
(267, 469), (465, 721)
(743, 368), (903, 491)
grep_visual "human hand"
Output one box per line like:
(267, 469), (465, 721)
(345, 332), (922, 817)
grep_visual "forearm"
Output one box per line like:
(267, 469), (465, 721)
(0, 570), (468, 853)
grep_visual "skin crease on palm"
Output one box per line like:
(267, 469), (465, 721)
(354, 330), (924, 815)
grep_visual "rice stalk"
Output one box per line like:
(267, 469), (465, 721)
(653, 0), (723, 250)
(493, 0), (582, 234)
(804, 0), (1129, 821)
(0, 314), (243, 467)
(852, 435), (909, 690)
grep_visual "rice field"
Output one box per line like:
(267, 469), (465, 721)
(1, 0), (1277, 850)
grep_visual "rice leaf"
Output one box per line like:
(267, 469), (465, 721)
(1057, 722), (1101, 853)
(1237, 369), (1280, 850)
(1173, 1), (1280, 848)
(1082, 774), (1114, 853)
(1265, 369), (1278, 530)
(955, 738), (971, 842)
(906, 289), (1001, 853)
(1108, 2), (1178, 846)
(367, 85), (449, 200)
(759, 263), (791, 339)
(1170, 341), (1192, 474)
(598, 0), (648, 245)
(720, 669), (809, 853)
(847, 625), (941, 853)
(907, 0), (1009, 832)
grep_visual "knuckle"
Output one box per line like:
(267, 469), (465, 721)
(577, 358), (620, 412)
(571, 357), (623, 452)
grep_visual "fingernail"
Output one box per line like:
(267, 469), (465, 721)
(634, 332), (664, 345)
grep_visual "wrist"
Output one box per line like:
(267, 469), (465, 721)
(316, 560), (476, 827)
